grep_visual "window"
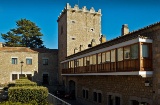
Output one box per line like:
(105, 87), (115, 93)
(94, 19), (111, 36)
(12, 58), (17, 64)
(111, 50), (115, 62)
(84, 57), (90, 66)
(131, 100), (139, 105)
(84, 57), (86, 66)
(131, 44), (138, 59)
(83, 89), (85, 98)
(98, 93), (102, 103)
(26, 74), (32, 80)
(91, 28), (94, 32)
(86, 57), (90, 66)
(75, 59), (79, 67)
(115, 96), (120, 105)
(142, 44), (149, 58)
(117, 48), (123, 61)
(70, 60), (74, 68)
(72, 20), (75, 23)
(106, 51), (110, 62)
(108, 94), (121, 105)
(26, 58), (32, 65)
(43, 59), (48, 65)
(64, 62), (68, 69)
(93, 92), (97, 101)
(93, 91), (102, 103)
(124, 46), (130, 59)
(91, 55), (96, 65)
(72, 38), (76, 40)
(102, 53), (106, 63)
(108, 95), (113, 105)
(86, 90), (88, 99)
(12, 74), (17, 80)
(83, 89), (89, 99)
(79, 58), (83, 66)
(98, 53), (101, 64)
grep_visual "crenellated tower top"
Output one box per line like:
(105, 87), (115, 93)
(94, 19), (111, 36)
(57, 3), (101, 21)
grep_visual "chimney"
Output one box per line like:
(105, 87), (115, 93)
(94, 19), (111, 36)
(79, 45), (83, 52)
(99, 35), (106, 44)
(74, 47), (78, 54)
(91, 39), (96, 47)
(121, 24), (129, 36)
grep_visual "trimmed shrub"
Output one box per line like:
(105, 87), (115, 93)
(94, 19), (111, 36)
(15, 82), (37, 87)
(8, 86), (48, 104)
(0, 101), (37, 105)
(15, 78), (37, 87)
(15, 79), (31, 83)
(19, 77), (28, 79)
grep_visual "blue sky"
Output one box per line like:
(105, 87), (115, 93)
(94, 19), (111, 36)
(0, 0), (160, 49)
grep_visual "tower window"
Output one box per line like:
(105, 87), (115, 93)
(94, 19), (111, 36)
(72, 38), (76, 40)
(91, 28), (94, 32)
(72, 21), (75, 23)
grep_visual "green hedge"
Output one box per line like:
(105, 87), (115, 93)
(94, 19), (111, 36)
(0, 101), (46, 105)
(0, 101), (32, 105)
(14, 78), (37, 87)
(8, 86), (48, 104)
(16, 79), (31, 83)
(15, 82), (37, 87)
(19, 77), (28, 79)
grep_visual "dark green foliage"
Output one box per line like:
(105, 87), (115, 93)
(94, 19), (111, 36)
(7, 78), (48, 104)
(15, 78), (37, 87)
(0, 101), (40, 105)
(8, 83), (15, 87)
(8, 86), (48, 104)
(1, 19), (45, 48)
(19, 77), (28, 79)
(15, 82), (37, 87)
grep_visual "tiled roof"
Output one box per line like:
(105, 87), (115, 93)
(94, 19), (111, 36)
(0, 47), (38, 53)
(0, 47), (58, 53)
(31, 48), (58, 53)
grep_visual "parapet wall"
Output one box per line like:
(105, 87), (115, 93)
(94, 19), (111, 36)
(57, 3), (101, 21)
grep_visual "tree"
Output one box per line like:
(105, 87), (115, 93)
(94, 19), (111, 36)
(1, 19), (45, 48)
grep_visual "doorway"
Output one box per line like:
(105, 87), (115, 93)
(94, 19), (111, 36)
(43, 74), (49, 85)
(68, 80), (76, 99)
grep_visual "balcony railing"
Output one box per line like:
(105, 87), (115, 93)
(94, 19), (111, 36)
(62, 59), (152, 74)
(48, 93), (71, 105)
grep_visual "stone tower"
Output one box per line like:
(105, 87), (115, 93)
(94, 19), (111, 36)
(57, 3), (102, 83)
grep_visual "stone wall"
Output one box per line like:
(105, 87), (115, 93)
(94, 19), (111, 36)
(0, 48), (58, 88)
(149, 29), (160, 105)
(37, 51), (58, 85)
(0, 51), (38, 84)
(65, 76), (153, 105)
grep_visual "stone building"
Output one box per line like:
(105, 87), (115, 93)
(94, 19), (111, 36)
(0, 46), (58, 86)
(59, 3), (160, 105)
(58, 3), (102, 84)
